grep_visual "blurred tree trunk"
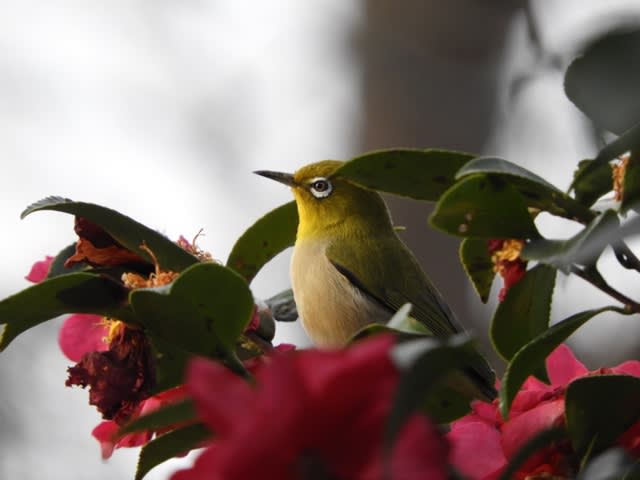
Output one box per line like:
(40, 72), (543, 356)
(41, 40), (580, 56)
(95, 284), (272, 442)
(357, 0), (526, 368)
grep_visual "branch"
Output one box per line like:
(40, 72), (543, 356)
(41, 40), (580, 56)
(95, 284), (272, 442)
(571, 265), (640, 313)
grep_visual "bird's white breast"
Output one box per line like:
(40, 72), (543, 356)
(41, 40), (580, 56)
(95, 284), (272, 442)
(290, 237), (388, 347)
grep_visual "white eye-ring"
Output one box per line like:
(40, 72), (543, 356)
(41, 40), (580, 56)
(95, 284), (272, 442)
(309, 177), (333, 199)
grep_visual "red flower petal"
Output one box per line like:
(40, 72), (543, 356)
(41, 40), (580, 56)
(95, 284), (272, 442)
(58, 314), (109, 362)
(501, 399), (565, 458)
(613, 360), (640, 378)
(448, 420), (506, 480)
(25, 256), (54, 283)
(92, 420), (151, 459)
(545, 344), (588, 387)
(185, 357), (253, 436)
(390, 416), (450, 480)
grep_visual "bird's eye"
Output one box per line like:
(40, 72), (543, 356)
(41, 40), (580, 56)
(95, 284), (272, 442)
(309, 177), (333, 199)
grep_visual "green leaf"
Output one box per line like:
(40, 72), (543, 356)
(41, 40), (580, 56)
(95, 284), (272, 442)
(148, 335), (193, 393)
(21, 197), (198, 272)
(118, 400), (196, 436)
(522, 210), (620, 273)
(459, 238), (495, 303)
(621, 151), (640, 213)
(565, 28), (640, 134)
(0, 273), (131, 351)
(572, 159), (614, 207)
(47, 243), (86, 278)
(490, 264), (556, 363)
(135, 424), (211, 480)
(130, 263), (254, 359)
(226, 201), (298, 283)
(499, 306), (624, 418)
(565, 375), (640, 460)
(336, 148), (474, 200)
(457, 157), (595, 222)
(386, 334), (485, 446)
(430, 174), (539, 238)
(571, 122), (640, 195)
(497, 427), (567, 480)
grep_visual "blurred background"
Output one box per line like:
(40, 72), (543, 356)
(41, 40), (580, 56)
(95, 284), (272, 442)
(1, 1), (640, 478)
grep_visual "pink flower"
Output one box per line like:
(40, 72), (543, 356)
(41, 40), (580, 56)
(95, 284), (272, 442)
(447, 344), (640, 480)
(25, 255), (54, 283)
(172, 335), (449, 480)
(92, 386), (188, 459)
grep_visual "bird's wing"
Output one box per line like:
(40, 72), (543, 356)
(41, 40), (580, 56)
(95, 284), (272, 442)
(326, 233), (497, 400)
(326, 233), (463, 338)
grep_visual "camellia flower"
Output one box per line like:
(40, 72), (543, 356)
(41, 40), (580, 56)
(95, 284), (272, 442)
(26, 255), (178, 457)
(92, 385), (187, 459)
(447, 344), (640, 480)
(171, 335), (449, 480)
(488, 239), (527, 302)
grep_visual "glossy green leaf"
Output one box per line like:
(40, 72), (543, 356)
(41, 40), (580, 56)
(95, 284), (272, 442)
(522, 210), (620, 273)
(0, 273), (131, 351)
(22, 197), (198, 272)
(572, 159), (614, 207)
(565, 29), (640, 134)
(118, 400), (196, 437)
(621, 151), (640, 213)
(47, 243), (86, 278)
(457, 157), (595, 222)
(459, 238), (495, 303)
(491, 264), (556, 363)
(499, 306), (624, 418)
(336, 148), (474, 200)
(227, 201), (298, 283)
(386, 334), (488, 447)
(135, 424), (211, 480)
(565, 375), (640, 459)
(148, 335), (193, 393)
(497, 427), (567, 480)
(430, 174), (539, 238)
(130, 263), (254, 359)
(571, 122), (640, 195)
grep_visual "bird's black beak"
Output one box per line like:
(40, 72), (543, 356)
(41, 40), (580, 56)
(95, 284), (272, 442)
(254, 170), (297, 187)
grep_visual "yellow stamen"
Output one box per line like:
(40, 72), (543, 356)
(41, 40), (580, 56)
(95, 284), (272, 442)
(491, 239), (524, 273)
(612, 153), (630, 202)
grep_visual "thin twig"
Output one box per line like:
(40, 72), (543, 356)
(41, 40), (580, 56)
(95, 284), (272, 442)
(571, 265), (640, 313)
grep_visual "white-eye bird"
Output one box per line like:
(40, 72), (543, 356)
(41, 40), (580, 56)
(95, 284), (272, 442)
(255, 160), (495, 400)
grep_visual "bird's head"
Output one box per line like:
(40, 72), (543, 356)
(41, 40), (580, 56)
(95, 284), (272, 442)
(255, 160), (392, 238)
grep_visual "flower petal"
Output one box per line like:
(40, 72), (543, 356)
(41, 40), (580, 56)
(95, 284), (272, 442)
(92, 420), (152, 460)
(613, 360), (640, 378)
(390, 415), (450, 480)
(58, 314), (109, 362)
(546, 344), (588, 387)
(25, 256), (54, 283)
(185, 357), (253, 436)
(448, 420), (506, 480)
(501, 399), (565, 458)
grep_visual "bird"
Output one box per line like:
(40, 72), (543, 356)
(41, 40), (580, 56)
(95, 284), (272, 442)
(255, 160), (495, 401)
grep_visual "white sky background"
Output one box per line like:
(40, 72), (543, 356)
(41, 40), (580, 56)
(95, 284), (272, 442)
(0, 2), (359, 479)
(1, 1), (640, 479)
